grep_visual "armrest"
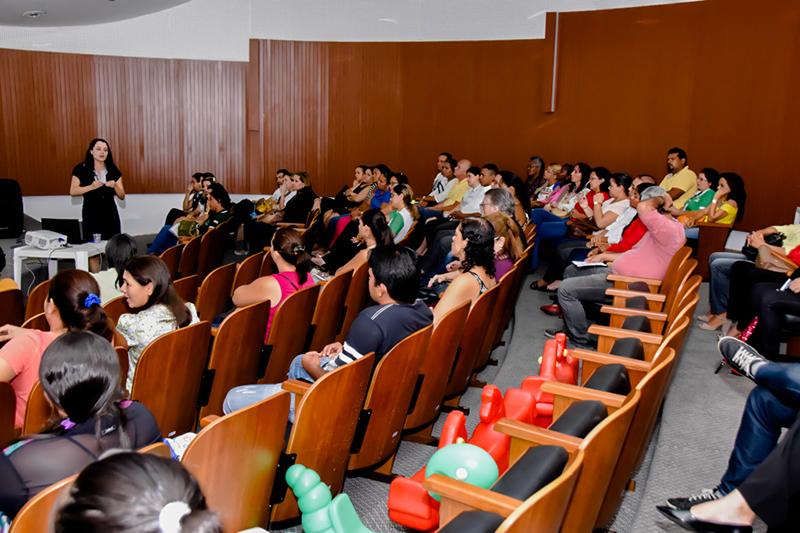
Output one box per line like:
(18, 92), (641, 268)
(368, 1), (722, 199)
(494, 419), (581, 453)
(210, 326), (219, 337)
(601, 305), (667, 321)
(606, 274), (661, 290)
(281, 379), (311, 396)
(199, 415), (220, 428)
(422, 475), (521, 519)
(540, 381), (626, 409)
(588, 325), (663, 345)
(605, 289), (666, 303)
(570, 348), (653, 375)
(276, 222), (306, 228)
(695, 220), (733, 228)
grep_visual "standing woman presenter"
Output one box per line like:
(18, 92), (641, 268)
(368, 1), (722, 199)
(70, 138), (125, 243)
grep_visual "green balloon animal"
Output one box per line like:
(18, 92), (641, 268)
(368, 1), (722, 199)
(424, 442), (499, 501)
(285, 464), (376, 533)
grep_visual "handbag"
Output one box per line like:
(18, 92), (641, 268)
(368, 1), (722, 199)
(755, 245), (796, 274)
(565, 218), (600, 239)
(742, 232), (785, 261)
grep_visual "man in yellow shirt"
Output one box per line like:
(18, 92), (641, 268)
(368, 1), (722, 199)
(428, 159), (472, 211)
(660, 147), (697, 209)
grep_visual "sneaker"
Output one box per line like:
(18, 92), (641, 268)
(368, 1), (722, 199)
(233, 249), (248, 256)
(666, 488), (722, 510)
(718, 336), (767, 382)
(544, 328), (563, 339)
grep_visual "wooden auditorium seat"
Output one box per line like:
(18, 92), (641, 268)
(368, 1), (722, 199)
(0, 279), (23, 327)
(195, 262), (236, 322)
(260, 247), (276, 277)
(22, 380), (54, 435)
(102, 295), (132, 324)
(231, 250), (265, 294)
(21, 312), (48, 331)
(306, 268), (352, 352)
(335, 260), (370, 344)
(177, 234), (201, 278)
(24, 279), (51, 322)
(159, 243), (183, 280)
(173, 274), (199, 304)
(115, 345), (129, 389)
(7, 474), (75, 533)
(0, 381), (19, 447)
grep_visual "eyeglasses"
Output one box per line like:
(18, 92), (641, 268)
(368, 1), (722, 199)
(479, 203), (493, 212)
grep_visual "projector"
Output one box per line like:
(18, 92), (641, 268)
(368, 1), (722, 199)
(25, 230), (68, 250)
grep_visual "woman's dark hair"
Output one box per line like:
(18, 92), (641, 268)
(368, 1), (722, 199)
(356, 165), (369, 173)
(83, 139), (119, 174)
(191, 172), (204, 183)
(592, 167), (613, 193)
(55, 452), (222, 533)
(459, 217), (496, 279)
(272, 227), (312, 284)
(498, 171), (532, 217)
(559, 164), (574, 182)
(105, 234), (138, 289)
(201, 172), (216, 184)
(362, 208), (393, 246)
(368, 245), (420, 304)
(207, 182), (232, 210)
(610, 172), (633, 197)
(700, 168), (721, 190)
(570, 163), (593, 193)
(720, 172), (747, 221)
(374, 164), (394, 180)
(48, 270), (112, 341)
(394, 172), (409, 185)
(39, 332), (128, 446)
(123, 256), (192, 327)
(393, 184), (419, 220)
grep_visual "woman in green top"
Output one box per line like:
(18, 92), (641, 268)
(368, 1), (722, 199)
(669, 168), (719, 219)
(387, 184), (419, 243)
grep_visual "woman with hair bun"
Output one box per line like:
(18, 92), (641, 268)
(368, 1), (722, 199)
(56, 452), (221, 533)
(0, 332), (161, 519)
(232, 227), (316, 342)
(0, 270), (111, 427)
(116, 256), (200, 390)
(312, 209), (393, 274)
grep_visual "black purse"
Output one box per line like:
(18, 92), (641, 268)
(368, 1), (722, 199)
(741, 232), (785, 261)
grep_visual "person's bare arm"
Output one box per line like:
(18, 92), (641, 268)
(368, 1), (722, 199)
(232, 276), (281, 308)
(666, 187), (685, 200)
(336, 250), (368, 276)
(585, 251), (622, 263)
(300, 351), (329, 380)
(70, 175), (103, 196)
(0, 357), (17, 382)
(108, 177), (125, 200)
(433, 272), (479, 328)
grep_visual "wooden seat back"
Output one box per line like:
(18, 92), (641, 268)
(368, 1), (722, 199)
(178, 235), (202, 278)
(664, 275), (701, 332)
(396, 220), (418, 247)
(260, 248), (276, 277)
(115, 346), (129, 389)
(232, 251), (265, 295)
(25, 279), (51, 321)
(130, 321), (212, 437)
(23, 380), (54, 435)
(404, 300), (470, 433)
(0, 279), (23, 327)
(444, 283), (501, 401)
(196, 227), (221, 283)
(195, 262), (236, 322)
(159, 244), (183, 281)
(596, 349), (676, 527)
(173, 274), (199, 304)
(299, 210), (323, 249)
(271, 353), (375, 523)
(335, 260), (370, 344)
(103, 295), (132, 324)
(660, 258), (697, 319)
(696, 220), (734, 279)
(0, 381), (18, 448)
(307, 269), (352, 352)
(21, 312), (49, 331)
(493, 257), (528, 346)
(259, 284), (321, 384)
(347, 325), (433, 472)
(182, 391), (291, 532)
(8, 474), (75, 533)
(200, 299), (271, 419)
(473, 266), (518, 372)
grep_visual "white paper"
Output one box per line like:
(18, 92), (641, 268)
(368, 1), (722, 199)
(571, 260), (605, 268)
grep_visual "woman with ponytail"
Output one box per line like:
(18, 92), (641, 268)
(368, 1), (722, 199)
(388, 183), (419, 243)
(232, 227), (316, 342)
(56, 452), (222, 533)
(0, 332), (161, 520)
(0, 269), (111, 427)
(312, 208), (393, 274)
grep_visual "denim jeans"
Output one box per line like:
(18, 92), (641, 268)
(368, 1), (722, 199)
(718, 363), (800, 494)
(222, 354), (331, 423)
(684, 227), (699, 240)
(147, 225), (179, 255)
(529, 209), (569, 270)
(708, 252), (750, 315)
(557, 267), (612, 348)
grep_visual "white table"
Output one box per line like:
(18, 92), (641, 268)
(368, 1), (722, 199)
(13, 241), (107, 286)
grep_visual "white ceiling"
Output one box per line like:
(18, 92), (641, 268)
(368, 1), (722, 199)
(0, 0), (189, 27)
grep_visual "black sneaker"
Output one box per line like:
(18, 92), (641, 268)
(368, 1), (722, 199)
(718, 336), (767, 382)
(666, 488), (722, 510)
(544, 328), (563, 339)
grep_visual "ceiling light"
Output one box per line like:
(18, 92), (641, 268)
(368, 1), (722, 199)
(22, 10), (46, 18)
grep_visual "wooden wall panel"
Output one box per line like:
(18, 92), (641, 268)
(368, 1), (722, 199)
(0, 49), (245, 197)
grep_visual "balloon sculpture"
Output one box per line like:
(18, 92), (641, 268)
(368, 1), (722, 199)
(521, 332), (579, 427)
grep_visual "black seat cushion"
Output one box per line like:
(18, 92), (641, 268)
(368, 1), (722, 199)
(548, 400), (608, 438)
(627, 281), (650, 293)
(609, 336), (646, 360)
(625, 295), (649, 310)
(490, 445), (569, 500)
(622, 315), (651, 333)
(783, 314), (800, 333)
(583, 363), (631, 396)
(438, 510), (505, 533)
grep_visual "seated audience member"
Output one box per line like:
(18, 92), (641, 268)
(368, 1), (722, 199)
(532, 163), (563, 207)
(0, 270), (112, 428)
(147, 183), (232, 255)
(324, 166), (391, 249)
(498, 170), (532, 226)
(230, 168), (293, 255)
(660, 147), (698, 208)
(116, 256), (200, 390)
(660, 337), (800, 532)
(183, 173), (217, 222)
(547, 187), (684, 349)
(576, 171), (631, 228)
(421, 152), (454, 205)
(524, 156), (546, 200)
(268, 168), (292, 205)
(668, 167), (720, 221)
(479, 164), (499, 188)
(164, 172), (205, 226)
(413, 160), (470, 244)
(91, 233), (138, 304)
(534, 180), (655, 294)
(223, 245), (433, 421)
(387, 184), (419, 243)
(55, 452), (222, 533)
(432, 217), (497, 328)
(0, 331), (161, 519)
(684, 172), (746, 239)
(313, 209), (393, 274)
(703, 223), (800, 331)
(390, 172), (409, 187)
(233, 227), (316, 340)
(315, 165), (374, 225)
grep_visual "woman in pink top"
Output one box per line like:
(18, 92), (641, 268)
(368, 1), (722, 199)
(0, 270), (112, 426)
(232, 227), (316, 342)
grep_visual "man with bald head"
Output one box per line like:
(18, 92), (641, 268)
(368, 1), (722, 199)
(412, 159), (473, 248)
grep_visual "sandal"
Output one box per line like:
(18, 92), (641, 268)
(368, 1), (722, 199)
(699, 317), (731, 331)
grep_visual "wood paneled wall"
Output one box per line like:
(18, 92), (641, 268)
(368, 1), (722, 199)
(0, 49), (245, 196)
(248, 0), (800, 229)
